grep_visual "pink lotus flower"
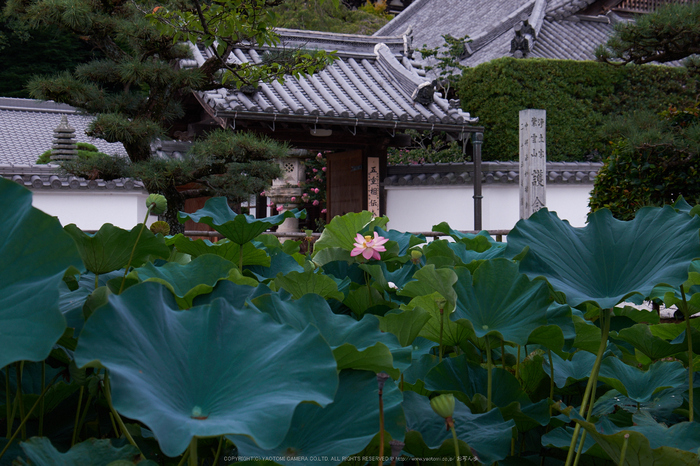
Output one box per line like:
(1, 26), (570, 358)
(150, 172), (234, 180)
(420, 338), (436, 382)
(313, 200), (319, 206)
(351, 232), (388, 261)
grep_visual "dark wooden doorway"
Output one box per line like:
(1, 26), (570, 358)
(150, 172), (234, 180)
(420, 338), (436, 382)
(326, 149), (364, 222)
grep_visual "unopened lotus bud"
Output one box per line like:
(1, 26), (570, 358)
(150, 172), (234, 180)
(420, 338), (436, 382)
(430, 393), (455, 419)
(390, 440), (405, 461)
(146, 194), (167, 215)
(376, 372), (390, 392)
(149, 220), (170, 236)
(410, 249), (422, 264)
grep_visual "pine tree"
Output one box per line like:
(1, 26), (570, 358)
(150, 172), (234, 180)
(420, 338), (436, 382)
(5, 0), (333, 232)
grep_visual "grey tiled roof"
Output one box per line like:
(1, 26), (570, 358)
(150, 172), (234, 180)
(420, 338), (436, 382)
(185, 33), (481, 131)
(384, 161), (602, 186)
(0, 163), (144, 191)
(531, 17), (614, 60)
(375, 0), (627, 70)
(0, 98), (127, 166)
(0, 98), (140, 191)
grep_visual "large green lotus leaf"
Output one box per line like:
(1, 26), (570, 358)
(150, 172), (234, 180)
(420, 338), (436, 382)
(167, 234), (270, 267)
(129, 254), (238, 308)
(626, 411), (700, 452)
(593, 387), (684, 420)
(0, 179), (82, 369)
(312, 211), (389, 254)
(542, 426), (605, 458)
(74, 282), (338, 457)
(191, 280), (269, 308)
(432, 222), (500, 250)
(451, 260), (551, 345)
(375, 227), (426, 256)
(504, 207), (700, 309)
(14, 437), (152, 466)
(342, 285), (395, 317)
(248, 292), (411, 376)
(246, 252), (304, 281)
(542, 350), (597, 388)
(425, 355), (549, 425)
(598, 358), (687, 403)
(178, 196), (305, 245)
(232, 370), (405, 466)
(274, 270), (345, 301)
(614, 324), (687, 360)
(377, 307), (431, 347)
(573, 418), (699, 466)
(408, 294), (475, 347)
(402, 391), (514, 465)
(64, 223), (169, 274)
(398, 265), (457, 309)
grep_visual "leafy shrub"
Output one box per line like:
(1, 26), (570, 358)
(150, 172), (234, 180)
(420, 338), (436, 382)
(271, 0), (389, 34)
(589, 105), (700, 219)
(457, 57), (698, 161)
(35, 142), (107, 164)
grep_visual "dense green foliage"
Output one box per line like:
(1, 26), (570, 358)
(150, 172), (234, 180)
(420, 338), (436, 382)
(36, 142), (106, 164)
(272, 0), (390, 34)
(457, 57), (699, 161)
(590, 103), (700, 220)
(596, 2), (700, 65)
(5, 177), (700, 465)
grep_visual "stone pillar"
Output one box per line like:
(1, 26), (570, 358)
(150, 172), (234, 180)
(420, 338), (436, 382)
(268, 155), (304, 237)
(519, 109), (547, 219)
(51, 115), (78, 162)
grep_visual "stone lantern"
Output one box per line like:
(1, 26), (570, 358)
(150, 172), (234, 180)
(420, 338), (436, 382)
(51, 115), (78, 162)
(267, 151), (306, 235)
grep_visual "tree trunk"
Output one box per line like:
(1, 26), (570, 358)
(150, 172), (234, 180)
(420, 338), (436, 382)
(161, 181), (186, 235)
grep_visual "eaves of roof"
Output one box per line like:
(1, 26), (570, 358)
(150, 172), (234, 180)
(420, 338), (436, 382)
(185, 37), (483, 135)
(384, 161), (602, 186)
(0, 163), (145, 192)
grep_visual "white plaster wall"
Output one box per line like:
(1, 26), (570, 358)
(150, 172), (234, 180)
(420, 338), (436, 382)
(31, 190), (154, 230)
(385, 183), (594, 234)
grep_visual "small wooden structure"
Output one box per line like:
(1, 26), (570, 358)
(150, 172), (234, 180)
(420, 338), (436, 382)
(177, 30), (485, 227)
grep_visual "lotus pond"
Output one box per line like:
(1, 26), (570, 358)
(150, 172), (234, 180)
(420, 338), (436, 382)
(3, 175), (700, 466)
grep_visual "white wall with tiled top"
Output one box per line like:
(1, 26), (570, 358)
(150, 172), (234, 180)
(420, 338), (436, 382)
(385, 183), (594, 235)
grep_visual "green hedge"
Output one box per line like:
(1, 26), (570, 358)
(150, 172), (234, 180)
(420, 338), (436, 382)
(458, 57), (698, 161)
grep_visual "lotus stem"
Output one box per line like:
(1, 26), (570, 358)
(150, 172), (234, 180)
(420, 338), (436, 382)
(439, 304), (445, 362)
(213, 436), (224, 466)
(485, 337), (493, 410)
(76, 392), (93, 442)
(176, 448), (189, 466)
(549, 350), (555, 416)
(5, 366), (10, 437)
(565, 308), (611, 466)
(0, 372), (61, 462)
(120, 205), (153, 293)
(39, 361), (45, 436)
(618, 434), (630, 466)
(103, 372), (141, 454)
(449, 422), (461, 466)
(188, 437), (198, 466)
(377, 373), (389, 466)
(15, 363), (25, 440)
(681, 285), (694, 422)
(72, 385), (85, 446)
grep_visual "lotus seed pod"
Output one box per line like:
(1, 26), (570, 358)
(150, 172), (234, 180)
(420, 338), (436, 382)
(149, 220), (170, 236)
(430, 393), (455, 419)
(410, 249), (423, 260)
(146, 193), (167, 215)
